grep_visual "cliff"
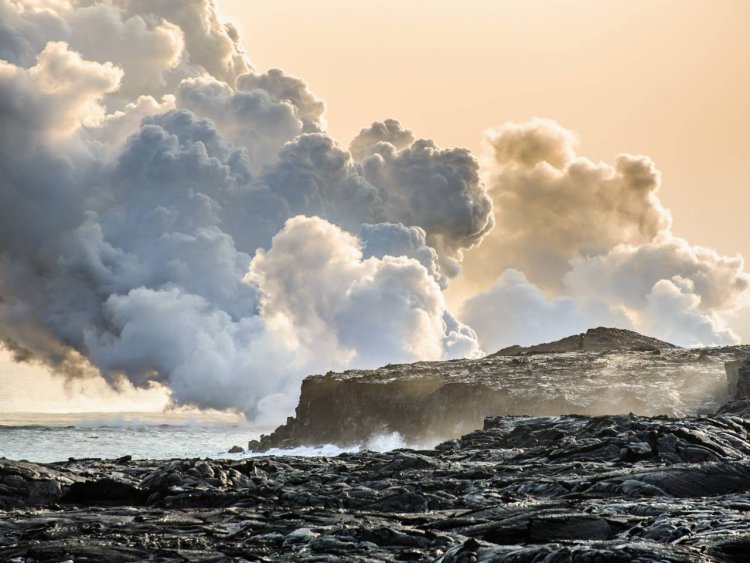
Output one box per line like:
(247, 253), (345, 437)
(252, 328), (750, 451)
(725, 356), (750, 400)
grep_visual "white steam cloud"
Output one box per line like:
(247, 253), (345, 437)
(461, 119), (748, 350)
(0, 1), (746, 422)
(0, 0), (485, 423)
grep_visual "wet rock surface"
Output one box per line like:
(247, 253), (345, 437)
(5, 406), (750, 561)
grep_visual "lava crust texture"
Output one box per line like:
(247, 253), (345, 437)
(5, 404), (750, 561)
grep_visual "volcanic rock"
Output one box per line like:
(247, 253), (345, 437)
(3, 328), (750, 561)
(255, 328), (749, 450)
(494, 326), (677, 355)
(726, 355), (750, 400)
(4, 408), (750, 560)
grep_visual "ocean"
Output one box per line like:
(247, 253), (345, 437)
(0, 412), (257, 463)
(0, 412), (416, 463)
(2, 346), (738, 463)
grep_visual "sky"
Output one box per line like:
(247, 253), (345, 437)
(222, 0), (750, 265)
(221, 0), (750, 340)
(0, 0), (748, 417)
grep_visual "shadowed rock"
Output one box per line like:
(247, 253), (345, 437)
(726, 355), (750, 400)
(4, 406), (750, 560)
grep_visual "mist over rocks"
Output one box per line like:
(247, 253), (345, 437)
(253, 328), (750, 452)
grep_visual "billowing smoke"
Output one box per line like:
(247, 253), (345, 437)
(461, 119), (748, 350)
(350, 119), (495, 275)
(0, 0), (249, 103)
(0, 0), (487, 423)
(462, 270), (589, 353)
(0, 1), (747, 423)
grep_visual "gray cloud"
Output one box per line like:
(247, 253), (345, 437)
(250, 216), (480, 370)
(237, 69), (326, 133)
(360, 223), (445, 287)
(0, 4), (485, 422)
(641, 278), (739, 346)
(0, 0), (249, 107)
(462, 269), (589, 353)
(117, 0), (251, 85)
(349, 119), (415, 162)
(563, 234), (749, 314)
(175, 75), (303, 172)
(465, 118), (671, 290)
(352, 120), (495, 274)
(258, 133), (384, 233)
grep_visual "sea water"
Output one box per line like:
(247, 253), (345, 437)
(0, 412), (258, 462)
(0, 412), (417, 462)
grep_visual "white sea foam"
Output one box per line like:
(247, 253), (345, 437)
(0, 414), (430, 463)
(227, 431), (439, 459)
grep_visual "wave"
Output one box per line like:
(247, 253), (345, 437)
(221, 432), (436, 458)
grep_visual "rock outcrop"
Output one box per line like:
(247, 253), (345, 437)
(253, 328), (749, 451)
(493, 326), (677, 356)
(4, 327), (750, 561)
(5, 408), (750, 561)
(726, 355), (750, 400)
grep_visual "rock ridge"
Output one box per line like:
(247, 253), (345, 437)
(492, 326), (678, 356)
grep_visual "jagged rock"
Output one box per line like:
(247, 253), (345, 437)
(27, 479), (63, 506)
(61, 478), (146, 505)
(3, 405), (750, 560)
(716, 398), (750, 417)
(228, 445), (244, 454)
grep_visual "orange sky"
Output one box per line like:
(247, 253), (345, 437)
(222, 0), (750, 269)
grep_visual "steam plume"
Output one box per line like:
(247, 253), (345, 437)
(461, 120), (748, 349)
(0, 0), (484, 422)
(0, 1), (747, 422)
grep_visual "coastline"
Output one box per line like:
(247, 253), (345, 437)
(4, 404), (750, 561)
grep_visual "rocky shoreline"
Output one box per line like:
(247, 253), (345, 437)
(4, 395), (750, 560)
(3, 331), (750, 562)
